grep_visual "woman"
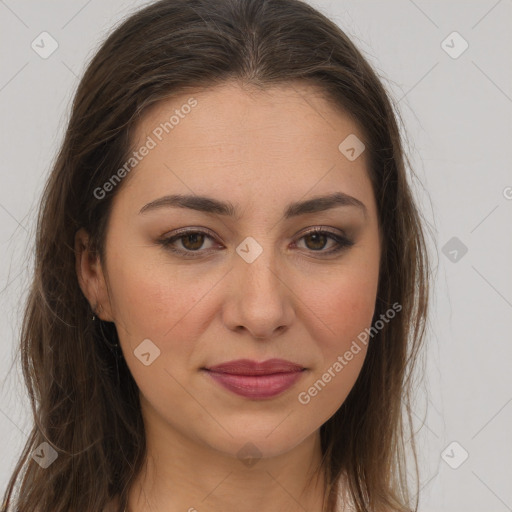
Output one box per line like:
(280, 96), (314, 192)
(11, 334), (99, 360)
(1, 0), (431, 510)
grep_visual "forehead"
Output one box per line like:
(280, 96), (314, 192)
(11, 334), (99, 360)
(118, 81), (375, 220)
(135, 81), (362, 154)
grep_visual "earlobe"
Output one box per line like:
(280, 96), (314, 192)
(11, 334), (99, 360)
(74, 228), (114, 321)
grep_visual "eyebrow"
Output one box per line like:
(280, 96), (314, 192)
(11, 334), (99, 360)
(139, 192), (367, 219)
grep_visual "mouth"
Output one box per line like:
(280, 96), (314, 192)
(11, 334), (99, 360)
(202, 359), (306, 399)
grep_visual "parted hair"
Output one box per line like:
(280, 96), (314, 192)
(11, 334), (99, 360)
(2, 0), (431, 511)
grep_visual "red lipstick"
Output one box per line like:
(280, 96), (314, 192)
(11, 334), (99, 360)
(203, 359), (305, 399)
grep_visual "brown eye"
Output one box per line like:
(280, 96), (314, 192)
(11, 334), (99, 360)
(158, 229), (219, 257)
(303, 232), (329, 251)
(295, 228), (354, 255)
(158, 227), (353, 258)
(180, 232), (206, 251)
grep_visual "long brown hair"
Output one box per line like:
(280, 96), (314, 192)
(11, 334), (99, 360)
(2, 0), (431, 510)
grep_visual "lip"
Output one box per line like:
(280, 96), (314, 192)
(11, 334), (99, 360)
(203, 359), (306, 399)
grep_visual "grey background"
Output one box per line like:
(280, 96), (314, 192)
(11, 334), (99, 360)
(1, 1), (511, 510)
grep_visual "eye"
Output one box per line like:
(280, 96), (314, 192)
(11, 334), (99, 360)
(157, 226), (354, 258)
(157, 228), (220, 257)
(293, 227), (354, 255)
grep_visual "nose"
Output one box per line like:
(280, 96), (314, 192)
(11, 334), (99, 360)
(221, 247), (294, 340)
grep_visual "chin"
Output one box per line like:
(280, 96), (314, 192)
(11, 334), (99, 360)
(200, 416), (318, 462)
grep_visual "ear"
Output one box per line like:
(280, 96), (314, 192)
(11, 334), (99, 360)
(74, 228), (114, 322)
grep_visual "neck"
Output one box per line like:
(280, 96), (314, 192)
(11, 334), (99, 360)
(127, 426), (328, 512)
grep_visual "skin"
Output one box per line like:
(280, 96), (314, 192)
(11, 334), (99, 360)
(76, 81), (381, 512)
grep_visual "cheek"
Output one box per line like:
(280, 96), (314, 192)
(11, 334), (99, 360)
(293, 274), (376, 426)
(295, 254), (378, 416)
(106, 247), (200, 336)
(309, 263), (379, 352)
(105, 246), (223, 387)
(107, 256), (205, 401)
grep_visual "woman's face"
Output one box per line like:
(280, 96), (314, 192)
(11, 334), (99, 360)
(81, 82), (381, 459)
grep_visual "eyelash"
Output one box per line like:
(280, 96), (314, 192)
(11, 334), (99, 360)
(157, 226), (354, 258)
